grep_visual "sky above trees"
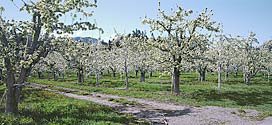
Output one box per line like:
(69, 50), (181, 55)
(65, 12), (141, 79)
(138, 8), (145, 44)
(1, 0), (272, 43)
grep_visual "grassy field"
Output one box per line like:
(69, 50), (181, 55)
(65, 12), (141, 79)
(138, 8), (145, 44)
(27, 71), (272, 115)
(0, 84), (145, 125)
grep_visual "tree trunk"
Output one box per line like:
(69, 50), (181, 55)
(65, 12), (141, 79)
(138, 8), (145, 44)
(235, 68), (238, 77)
(37, 71), (42, 79)
(53, 71), (58, 81)
(5, 73), (18, 114)
(124, 65), (128, 90)
(77, 68), (84, 84)
(61, 72), (65, 81)
(95, 71), (99, 86)
(0, 68), (3, 81)
(4, 59), (19, 114)
(171, 67), (180, 95)
(225, 71), (229, 81)
(244, 73), (250, 85)
(198, 68), (206, 82)
(135, 70), (138, 78)
(149, 70), (152, 78)
(225, 64), (229, 80)
(112, 70), (116, 78)
(125, 72), (128, 89)
(268, 72), (270, 82)
(218, 63), (222, 89)
(140, 70), (145, 82)
(120, 72), (123, 80)
(47, 71), (51, 80)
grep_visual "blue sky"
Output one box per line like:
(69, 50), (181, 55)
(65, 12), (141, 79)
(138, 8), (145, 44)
(1, 0), (272, 43)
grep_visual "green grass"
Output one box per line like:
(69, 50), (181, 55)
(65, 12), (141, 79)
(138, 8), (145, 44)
(28, 71), (272, 115)
(0, 84), (147, 125)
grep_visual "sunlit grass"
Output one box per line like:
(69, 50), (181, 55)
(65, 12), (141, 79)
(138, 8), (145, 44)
(28, 71), (272, 114)
(0, 85), (146, 124)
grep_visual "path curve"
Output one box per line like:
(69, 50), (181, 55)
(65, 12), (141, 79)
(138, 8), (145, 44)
(27, 83), (272, 125)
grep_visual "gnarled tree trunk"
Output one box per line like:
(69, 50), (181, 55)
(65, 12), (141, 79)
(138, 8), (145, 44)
(4, 61), (30, 114)
(5, 70), (18, 114)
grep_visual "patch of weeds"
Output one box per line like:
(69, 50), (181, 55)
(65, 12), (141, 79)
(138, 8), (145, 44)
(250, 112), (272, 121)
(230, 111), (236, 114)
(238, 109), (246, 114)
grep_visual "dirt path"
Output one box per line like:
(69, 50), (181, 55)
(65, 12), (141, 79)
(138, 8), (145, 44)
(27, 83), (272, 125)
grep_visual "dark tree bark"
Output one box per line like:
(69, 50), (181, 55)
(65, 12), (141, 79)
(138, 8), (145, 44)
(37, 71), (42, 79)
(140, 70), (145, 82)
(225, 71), (229, 80)
(0, 68), (3, 81)
(113, 71), (116, 77)
(125, 71), (129, 89)
(5, 70), (18, 114)
(109, 67), (116, 78)
(149, 70), (152, 78)
(77, 67), (84, 84)
(135, 69), (138, 78)
(4, 59), (27, 114)
(171, 66), (180, 95)
(198, 66), (206, 82)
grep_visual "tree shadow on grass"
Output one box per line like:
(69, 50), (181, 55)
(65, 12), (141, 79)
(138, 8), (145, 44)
(20, 104), (136, 124)
(191, 89), (272, 106)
